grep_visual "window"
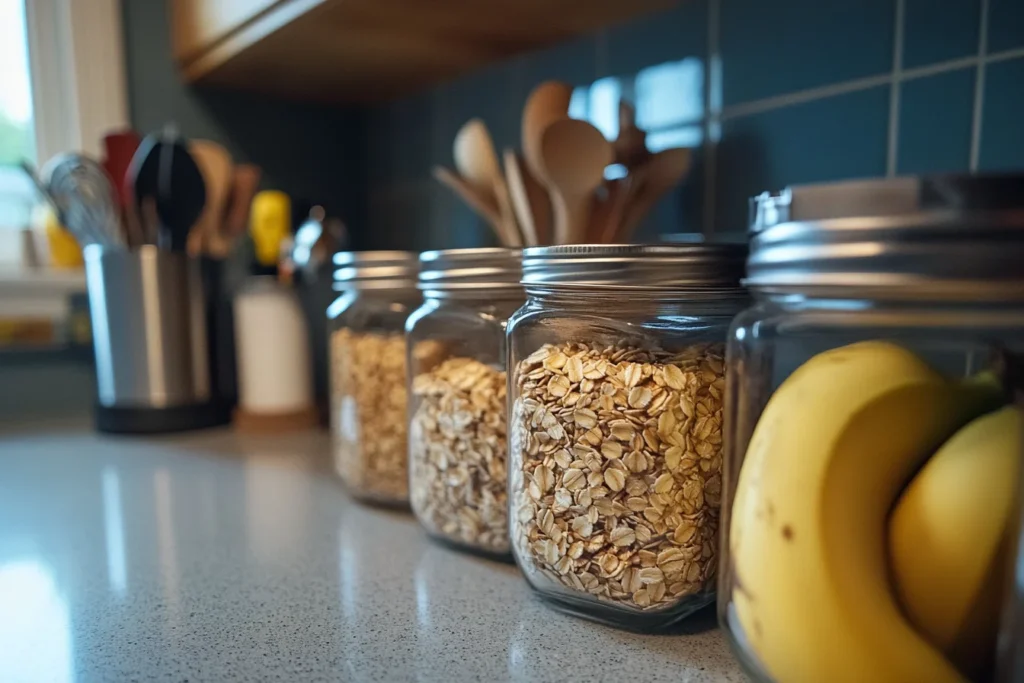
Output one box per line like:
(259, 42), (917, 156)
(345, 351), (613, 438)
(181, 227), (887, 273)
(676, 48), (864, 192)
(0, 0), (35, 233)
(570, 58), (705, 180)
(0, 0), (128, 269)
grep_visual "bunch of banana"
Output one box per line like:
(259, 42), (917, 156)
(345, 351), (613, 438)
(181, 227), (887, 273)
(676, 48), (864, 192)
(729, 340), (1021, 683)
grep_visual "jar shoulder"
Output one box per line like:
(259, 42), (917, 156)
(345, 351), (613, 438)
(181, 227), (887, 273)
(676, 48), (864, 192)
(729, 299), (1024, 343)
(510, 298), (740, 325)
(408, 299), (521, 340)
(507, 298), (739, 346)
(329, 291), (421, 332)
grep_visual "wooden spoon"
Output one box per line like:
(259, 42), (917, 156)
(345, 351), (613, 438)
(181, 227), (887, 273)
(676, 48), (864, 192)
(503, 150), (551, 246)
(219, 163), (262, 257)
(454, 119), (520, 246)
(432, 166), (504, 244)
(618, 147), (692, 242)
(539, 119), (613, 245)
(522, 81), (573, 182)
(188, 140), (234, 257)
(454, 119), (499, 198)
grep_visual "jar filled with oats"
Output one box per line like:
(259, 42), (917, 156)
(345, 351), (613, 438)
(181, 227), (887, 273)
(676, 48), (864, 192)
(328, 251), (420, 506)
(507, 243), (747, 630)
(406, 248), (524, 560)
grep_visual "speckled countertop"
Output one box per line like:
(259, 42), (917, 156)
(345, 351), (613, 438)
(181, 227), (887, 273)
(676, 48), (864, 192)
(0, 422), (746, 682)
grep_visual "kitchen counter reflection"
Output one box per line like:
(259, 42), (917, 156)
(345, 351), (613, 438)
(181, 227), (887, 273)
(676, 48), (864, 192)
(0, 423), (745, 682)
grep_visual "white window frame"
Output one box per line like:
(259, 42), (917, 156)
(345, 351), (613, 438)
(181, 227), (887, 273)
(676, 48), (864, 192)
(26, 0), (130, 164)
(0, 0), (129, 310)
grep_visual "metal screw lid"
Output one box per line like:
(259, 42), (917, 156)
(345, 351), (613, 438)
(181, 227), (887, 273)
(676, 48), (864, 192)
(746, 174), (1024, 299)
(418, 248), (523, 298)
(332, 251), (418, 291)
(521, 242), (748, 294)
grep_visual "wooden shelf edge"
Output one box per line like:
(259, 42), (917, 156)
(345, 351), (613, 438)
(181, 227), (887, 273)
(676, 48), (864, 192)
(179, 0), (328, 84)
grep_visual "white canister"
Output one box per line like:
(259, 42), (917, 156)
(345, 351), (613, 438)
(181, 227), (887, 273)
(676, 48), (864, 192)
(233, 277), (313, 416)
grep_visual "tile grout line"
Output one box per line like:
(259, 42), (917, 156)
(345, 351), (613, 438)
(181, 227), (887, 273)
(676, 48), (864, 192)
(963, 0), (989, 376)
(903, 55), (979, 79)
(969, 0), (990, 172)
(702, 0), (721, 236)
(986, 45), (1024, 64)
(719, 72), (893, 120)
(713, 43), (1024, 125)
(886, 0), (906, 177)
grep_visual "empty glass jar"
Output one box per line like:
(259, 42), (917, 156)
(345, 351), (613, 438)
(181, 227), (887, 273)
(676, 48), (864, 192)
(719, 176), (1024, 683)
(507, 243), (748, 630)
(328, 251), (419, 506)
(406, 248), (524, 560)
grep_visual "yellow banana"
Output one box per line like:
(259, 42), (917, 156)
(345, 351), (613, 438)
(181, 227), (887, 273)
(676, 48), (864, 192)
(889, 405), (1022, 679)
(729, 341), (1003, 683)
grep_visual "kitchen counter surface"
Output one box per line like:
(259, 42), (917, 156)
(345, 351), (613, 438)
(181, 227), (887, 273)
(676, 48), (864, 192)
(0, 423), (746, 682)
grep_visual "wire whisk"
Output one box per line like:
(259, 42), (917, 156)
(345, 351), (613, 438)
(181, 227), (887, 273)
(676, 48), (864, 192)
(39, 154), (123, 249)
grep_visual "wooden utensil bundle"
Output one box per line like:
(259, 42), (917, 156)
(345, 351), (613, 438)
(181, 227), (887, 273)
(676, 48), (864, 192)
(433, 81), (692, 246)
(184, 142), (262, 259)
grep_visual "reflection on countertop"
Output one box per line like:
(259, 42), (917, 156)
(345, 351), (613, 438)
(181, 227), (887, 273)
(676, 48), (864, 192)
(0, 423), (746, 682)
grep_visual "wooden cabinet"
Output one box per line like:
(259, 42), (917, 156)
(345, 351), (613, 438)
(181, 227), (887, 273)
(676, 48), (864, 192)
(171, 0), (283, 64)
(171, 0), (678, 103)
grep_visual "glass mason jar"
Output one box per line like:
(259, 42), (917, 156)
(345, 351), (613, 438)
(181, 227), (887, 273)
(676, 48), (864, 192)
(405, 248), (524, 560)
(719, 175), (1024, 683)
(507, 243), (749, 631)
(328, 251), (420, 506)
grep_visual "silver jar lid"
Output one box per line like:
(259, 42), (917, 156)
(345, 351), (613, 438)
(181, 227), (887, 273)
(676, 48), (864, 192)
(521, 243), (748, 294)
(747, 174), (1024, 299)
(332, 251), (418, 291)
(418, 248), (523, 298)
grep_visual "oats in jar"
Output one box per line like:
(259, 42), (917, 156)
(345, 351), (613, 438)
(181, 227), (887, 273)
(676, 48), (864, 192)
(511, 340), (726, 611)
(330, 328), (410, 502)
(410, 357), (509, 554)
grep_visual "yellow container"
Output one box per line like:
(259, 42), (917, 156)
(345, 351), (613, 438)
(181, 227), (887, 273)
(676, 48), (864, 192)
(35, 205), (84, 269)
(250, 190), (291, 267)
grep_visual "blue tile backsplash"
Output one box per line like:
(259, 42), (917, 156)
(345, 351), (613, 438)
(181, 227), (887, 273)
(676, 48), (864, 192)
(364, 0), (1024, 248)
(979, 57), (1024, 172)
(602, 1), (708, 80)
(988, 0), (1024, 53)
(719, 0), (894, 106)
(897, 68), (976, 174)
(717, 86), (891, 231)
(902, 0), (980, 69)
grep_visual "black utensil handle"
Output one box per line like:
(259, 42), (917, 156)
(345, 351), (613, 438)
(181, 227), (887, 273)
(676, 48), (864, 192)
(160, 223), (189, 252)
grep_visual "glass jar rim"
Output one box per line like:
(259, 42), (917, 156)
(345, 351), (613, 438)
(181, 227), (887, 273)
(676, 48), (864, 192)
(418, 247), (523, 298)
(746, 174), (1024, 300)
(333, 250), (418, 291)
(521, 243), (748, 294)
